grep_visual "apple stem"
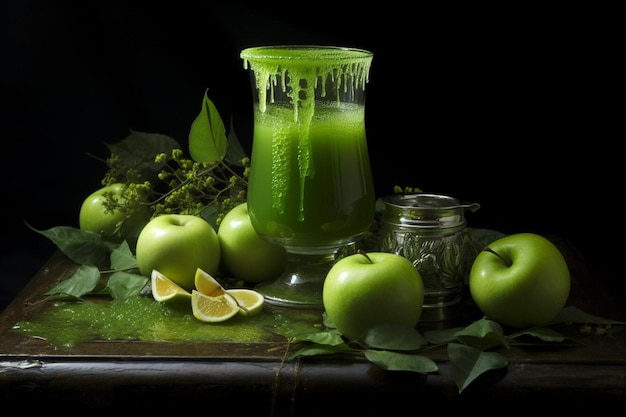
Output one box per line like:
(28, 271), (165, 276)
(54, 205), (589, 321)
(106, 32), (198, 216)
(483, 247), (512, 267)
(357, 249), (373, 264)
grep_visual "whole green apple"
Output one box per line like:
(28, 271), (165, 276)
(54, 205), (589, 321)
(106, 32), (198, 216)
(79, 183), (151, 242)
(136, 214), (221, 291)
(323, 251), (424, 342)
(469, 232), (571, 329)
(217, 202), (287, 283)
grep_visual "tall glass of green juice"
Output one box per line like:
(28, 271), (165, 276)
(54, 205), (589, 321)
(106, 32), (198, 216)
(241, 46), (375, 308)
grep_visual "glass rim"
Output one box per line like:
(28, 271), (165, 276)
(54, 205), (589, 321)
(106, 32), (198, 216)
(240, 45), (373, 61)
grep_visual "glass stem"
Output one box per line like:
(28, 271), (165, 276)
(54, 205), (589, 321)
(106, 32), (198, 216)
(254, 250), (339, 309)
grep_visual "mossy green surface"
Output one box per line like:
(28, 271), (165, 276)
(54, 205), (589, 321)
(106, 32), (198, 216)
(13, 295), (324, 348)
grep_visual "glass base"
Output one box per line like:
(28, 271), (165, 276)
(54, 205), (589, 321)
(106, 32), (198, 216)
(254, 251), (339, 309)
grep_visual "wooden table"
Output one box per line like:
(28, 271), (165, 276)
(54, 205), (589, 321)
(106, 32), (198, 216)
(1, 237), (625, 414)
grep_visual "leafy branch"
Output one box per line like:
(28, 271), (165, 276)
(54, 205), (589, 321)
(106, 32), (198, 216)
(98, 90), (250, 229)
(26, 89), (247, 301)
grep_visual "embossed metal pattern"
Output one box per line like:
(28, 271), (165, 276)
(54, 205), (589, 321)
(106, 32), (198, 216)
(379, 194), (480, 320)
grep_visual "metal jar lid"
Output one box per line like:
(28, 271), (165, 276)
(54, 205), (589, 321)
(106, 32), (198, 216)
(380, 193), (480, 230)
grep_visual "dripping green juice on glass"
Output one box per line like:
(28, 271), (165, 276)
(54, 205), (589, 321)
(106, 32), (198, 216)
(241, 46), (375, 307)
(247, 102), (374, 248)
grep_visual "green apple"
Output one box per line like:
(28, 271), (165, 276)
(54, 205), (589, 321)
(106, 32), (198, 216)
(135, 214), (221, 291)
(469, 232), (571, 329)
(217, 202), (287, 283)
(79, 183), (151, 242)
(322, 251), (424, 342)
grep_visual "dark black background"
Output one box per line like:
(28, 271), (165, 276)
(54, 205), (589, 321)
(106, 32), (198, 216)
(1, 2), (622, 312)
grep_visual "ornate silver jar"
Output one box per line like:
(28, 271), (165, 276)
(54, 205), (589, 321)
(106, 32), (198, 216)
(379, 193), (480, 321)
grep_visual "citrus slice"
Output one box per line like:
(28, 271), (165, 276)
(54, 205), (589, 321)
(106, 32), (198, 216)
(151, 269), (192, 303)
(194, 268), (227, 297)
(227, 289), (265, 316)
(191, 290), (239, 322)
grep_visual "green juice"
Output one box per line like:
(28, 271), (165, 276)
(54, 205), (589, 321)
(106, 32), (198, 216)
(247, 102), (375, 248)
(242, 46), (375, 251)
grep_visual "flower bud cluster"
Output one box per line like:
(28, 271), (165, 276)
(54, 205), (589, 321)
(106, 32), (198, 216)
(100, 148), (249, 228)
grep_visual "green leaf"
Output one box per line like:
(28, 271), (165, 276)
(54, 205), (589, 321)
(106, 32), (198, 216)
(447, 342), (509, 393)
(289, 329), (346, 346)
(424, 326), (465, 344)
(188, 90), (228, 163)
(507, 326), (584, 344)
(106, 130), (180, 182)
(453, 318), (508, 350)
(467, 228), (506, 248)
(44, 264), (101, 298)
(322, 311), (337, 329)
(199, 203), (220, 230)
(105, 272), (149, 299)
(364, 349), (439, 374)
(27, 223), (118, 265)
(287, 343), (351, 359)
(224, 116), (249, 166)
(549, 305), (626, 325)
(110, 240), (138, 271)
(363, 323), (428, 351)
(305, 330), (346, 346)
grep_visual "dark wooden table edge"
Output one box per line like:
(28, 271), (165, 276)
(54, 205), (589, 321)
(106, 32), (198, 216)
(1, 355), (625, 412)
